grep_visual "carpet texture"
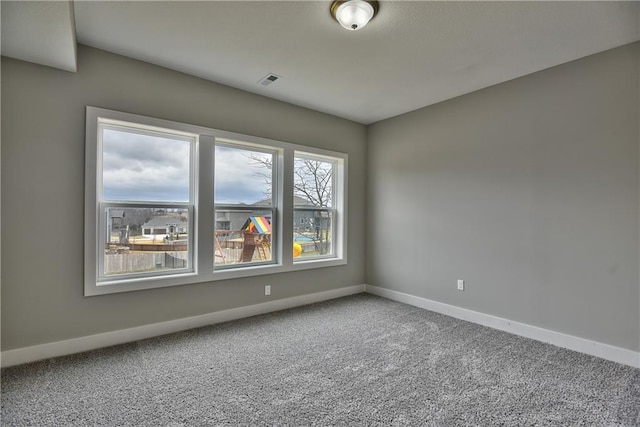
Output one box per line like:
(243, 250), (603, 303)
(2, 294), (639, 426)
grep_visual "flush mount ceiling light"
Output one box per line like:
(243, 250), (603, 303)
(330, 0), (379, 31)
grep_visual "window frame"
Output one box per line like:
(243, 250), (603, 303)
(85, 107), (348, 296)
(96, 120), (197, 282)
(293, 151), (340, 262)
(213, 140), (279, 270)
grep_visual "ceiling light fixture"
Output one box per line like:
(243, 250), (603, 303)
(330, 0), (378, 31)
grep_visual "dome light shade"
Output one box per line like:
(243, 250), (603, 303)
(330, 1), (378, 31)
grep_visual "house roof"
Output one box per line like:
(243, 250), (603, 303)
(252, 196), (315, 207)
(142, 216), (187, 228)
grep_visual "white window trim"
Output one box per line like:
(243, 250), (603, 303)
(293, 151), (342, 262)
(85, 106), (348, 296)
(213, 140), (279, 271)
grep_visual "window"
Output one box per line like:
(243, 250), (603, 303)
(214, 142), (277, 268)
(215, 221), (230, 231)
(85, 107), (347, 296)
(293, 153), (338, 260)
(97, 120), (195, 281)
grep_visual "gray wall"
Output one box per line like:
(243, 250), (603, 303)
(367, 43), (640, 351)
(3, 41), (639, 354)
(1, 45), (367, 350)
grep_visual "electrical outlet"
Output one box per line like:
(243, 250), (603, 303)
(265, 285), (271, 296)
(457, 280), (464, 291)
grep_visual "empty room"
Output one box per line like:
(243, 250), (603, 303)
(1, 1), (639, 425)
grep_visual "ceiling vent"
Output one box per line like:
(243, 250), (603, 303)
(258, 73), (282, 87)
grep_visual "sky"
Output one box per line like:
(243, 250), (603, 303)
(102, 128), (191, 202)
(214, 145), (272, 204)
(102, 128), (270, 204)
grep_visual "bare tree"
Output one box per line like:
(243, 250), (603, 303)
(244, 154), (332, 205)
(293, 158), (332, 208)
(247, 155), (273, 200)
(245, 154), (334, 255)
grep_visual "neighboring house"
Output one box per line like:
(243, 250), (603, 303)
(248, 196), (322, 235)
(108, 209), (128, 244)
(142, 215), (188, 239)
(215, 205), (271, 233)
(109, 209), (125, 228)
(214, 196), (326, 238)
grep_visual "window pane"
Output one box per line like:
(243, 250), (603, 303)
(104, 207), (190, 276)
(293, 154), (335, 260)
(215, 209), (273, 266)
(294, 156), (334, 208)
(102, 128), (191, 202)
(214, 145), (273, 205)
(293, 209), (333, 258)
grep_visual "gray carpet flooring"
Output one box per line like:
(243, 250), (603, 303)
(2, 294), (639, 426)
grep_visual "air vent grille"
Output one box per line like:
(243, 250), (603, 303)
(258, 73), (282, 87)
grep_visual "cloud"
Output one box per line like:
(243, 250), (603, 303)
(102, 129), (190, 202)
(214, 146), (272, 204)
(102, 129), (272, 205)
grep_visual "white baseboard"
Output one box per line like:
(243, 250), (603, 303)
(1, 285), (365, 368)
(365, 285), (640, 369)
(5, 284), (637, 369)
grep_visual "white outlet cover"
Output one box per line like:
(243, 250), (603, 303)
(457, 280), (464, 291)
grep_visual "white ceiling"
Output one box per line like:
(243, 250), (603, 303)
(3, 1), (639, 124)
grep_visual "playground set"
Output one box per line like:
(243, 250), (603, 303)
(215, 216), (273, 264)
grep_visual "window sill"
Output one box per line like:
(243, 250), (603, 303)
(86, 272), (200, 296)
(211, 257), (347, 281)
(85, 257), (347, 296)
